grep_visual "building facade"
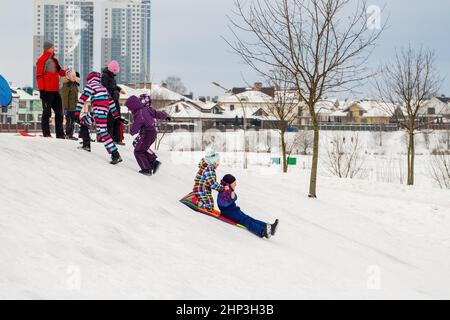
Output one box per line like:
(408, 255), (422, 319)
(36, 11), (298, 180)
(101, 0), (152, 85)
(33, 0), (94, 87)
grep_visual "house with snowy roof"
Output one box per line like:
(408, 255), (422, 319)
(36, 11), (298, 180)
(0, 88), (42, 125)
(156, 98), (279, 131)
(420, 96), (450, 123)
(118, 83), (186, 110)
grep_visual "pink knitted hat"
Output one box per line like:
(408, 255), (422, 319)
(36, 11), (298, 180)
(108, 60), (120, 74)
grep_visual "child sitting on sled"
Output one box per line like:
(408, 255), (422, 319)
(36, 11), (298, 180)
(191, 149), (224, 211)
(218, 174), (279, 239)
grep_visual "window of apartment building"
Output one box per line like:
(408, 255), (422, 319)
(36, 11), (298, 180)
(18, 114), (26, 122)
(230, 105), (235, 111)
(428, 108), (436, 115)
(19, 101), (27, 109)
(27, 114), (34, 122)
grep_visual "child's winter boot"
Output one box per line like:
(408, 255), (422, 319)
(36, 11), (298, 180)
(271, 219), (279, 236)
(139, 169), (152, 176)
(110, 151), (123, 165)
(152, 160), (162, 174)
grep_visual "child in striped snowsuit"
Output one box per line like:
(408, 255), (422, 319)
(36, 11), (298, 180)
(75, 72), (123, 164)
(192, 149), (224, 211)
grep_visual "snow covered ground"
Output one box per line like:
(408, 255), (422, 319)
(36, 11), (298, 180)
(0, 133), (449, 299)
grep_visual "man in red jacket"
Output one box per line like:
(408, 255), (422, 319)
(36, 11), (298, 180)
(36, 41), (66, 138)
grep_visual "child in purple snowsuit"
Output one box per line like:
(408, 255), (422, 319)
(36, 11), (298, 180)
(125, 95), (170, 175)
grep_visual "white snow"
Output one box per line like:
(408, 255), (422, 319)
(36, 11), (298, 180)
(0, 133), (450, 299)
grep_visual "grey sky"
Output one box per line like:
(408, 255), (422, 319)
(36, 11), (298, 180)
(0, 0), (449, 97)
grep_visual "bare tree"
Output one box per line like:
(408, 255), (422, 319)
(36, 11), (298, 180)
(163, 76), (187, 95)
(325, 133), (366, 178)
(297, 130), (314, 155)
(261, 68), (301, 172)
(375, 47), (442, 185)
(429, 146), (450, 189)
(227, 0), (384, 198)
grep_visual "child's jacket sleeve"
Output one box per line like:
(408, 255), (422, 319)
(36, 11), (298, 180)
(75, 85), (93, 118)
(218, 189), (237, 208)
(108, 99), (120, 119)
(149, 107), (169, 120)
(205, 168), (223, 192)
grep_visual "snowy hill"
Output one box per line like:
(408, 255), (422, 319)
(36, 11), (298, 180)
(0, 133), (449, 299)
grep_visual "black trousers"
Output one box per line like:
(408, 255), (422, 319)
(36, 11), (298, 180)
(107, 101), (122, 143)
(65, 111), (76, 138)
(79, 124), (91, 148)
(41, 92), (65, 138)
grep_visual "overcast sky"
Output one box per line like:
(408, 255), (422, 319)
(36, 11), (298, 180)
(0, 0), (449, 98)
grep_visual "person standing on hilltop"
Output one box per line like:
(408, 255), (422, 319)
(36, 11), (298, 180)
(35, 41), (66, 138)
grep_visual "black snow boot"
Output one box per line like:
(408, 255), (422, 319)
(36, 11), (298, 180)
(78, 137), (91, 152)
(271, 219), (279, 236)
(139, 169), (152, 176)
(152, 160), (162, 174)
(110, 151), (123, 165)
(77, 145), (91, 152)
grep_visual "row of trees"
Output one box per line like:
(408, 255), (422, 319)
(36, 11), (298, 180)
(226, 0), (445, 197)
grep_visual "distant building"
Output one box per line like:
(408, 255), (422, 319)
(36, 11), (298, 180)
(0, 88), (42, 125)
(33, 0), (94, 87)
(101, 0), (152, 84)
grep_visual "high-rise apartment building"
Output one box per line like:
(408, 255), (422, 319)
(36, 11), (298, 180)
(33, 0), (94, 87)
(101, 0), (152, 85)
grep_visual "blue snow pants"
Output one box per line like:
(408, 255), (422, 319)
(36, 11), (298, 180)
(220, 206), (267, 238)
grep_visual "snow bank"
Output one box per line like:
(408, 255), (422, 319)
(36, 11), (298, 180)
(0, 134), (449, 299)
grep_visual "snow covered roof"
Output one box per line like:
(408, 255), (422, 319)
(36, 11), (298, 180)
(119, 83), (186, 102)
(159, 101), (278, 121)
(11, 88), (40, 101)
(218, 90), (273, 104)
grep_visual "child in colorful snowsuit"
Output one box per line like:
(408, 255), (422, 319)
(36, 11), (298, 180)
(192, 149), (224, 211)
(125, 95), (170, 175)
(218, 174), (279, 239)
(75, 72), (123, 164)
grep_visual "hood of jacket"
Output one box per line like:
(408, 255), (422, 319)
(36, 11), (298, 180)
(126, 95), (144, 114)
(86, 72), (101, 86)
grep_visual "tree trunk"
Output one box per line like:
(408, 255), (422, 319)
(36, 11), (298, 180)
(407, 129), (415, 186)
(309, 120), (320, 198)
(281, 129), (288, 173)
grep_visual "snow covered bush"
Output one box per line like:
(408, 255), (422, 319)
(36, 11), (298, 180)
(429, 147), (450, 189)
(325, 133), (367, 179)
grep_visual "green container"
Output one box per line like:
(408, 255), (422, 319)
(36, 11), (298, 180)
(288, 157), (297, 165)
(272, 157), (281, 165)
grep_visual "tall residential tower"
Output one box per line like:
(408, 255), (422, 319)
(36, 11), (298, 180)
(33, 0), (94, 87)
(101, 0), (152, 85)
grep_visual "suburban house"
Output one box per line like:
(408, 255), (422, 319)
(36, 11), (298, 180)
(1, 88), (42, 125)
(118, 83), (186, 110)
(155, 98), (279, 132)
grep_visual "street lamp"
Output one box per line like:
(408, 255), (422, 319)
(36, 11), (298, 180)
(213, 81), (249, 169)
